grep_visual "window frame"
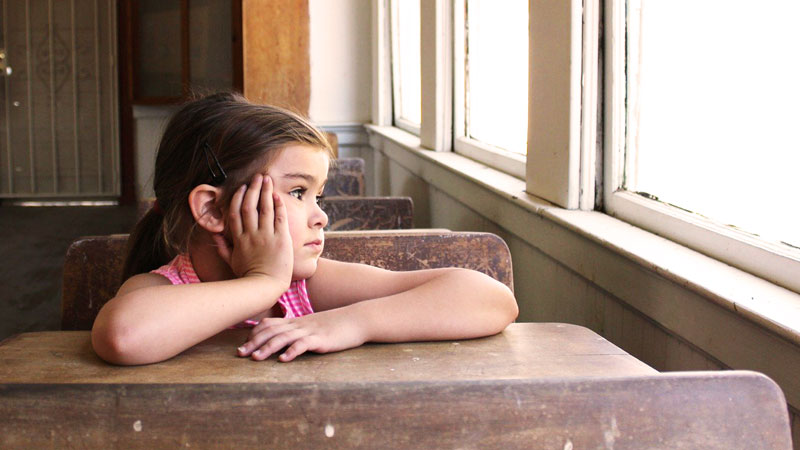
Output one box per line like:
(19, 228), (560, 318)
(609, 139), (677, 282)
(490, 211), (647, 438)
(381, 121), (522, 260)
(451, 0), (526, 179)
(603, 0), (800, 294)
(388, 0), (421, 136)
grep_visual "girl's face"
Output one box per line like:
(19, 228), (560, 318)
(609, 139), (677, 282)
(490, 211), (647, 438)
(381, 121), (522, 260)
(264, 144), (330, 280)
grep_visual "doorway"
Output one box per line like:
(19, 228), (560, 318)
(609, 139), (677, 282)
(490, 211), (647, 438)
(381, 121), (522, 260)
(0, 0), (119, 200)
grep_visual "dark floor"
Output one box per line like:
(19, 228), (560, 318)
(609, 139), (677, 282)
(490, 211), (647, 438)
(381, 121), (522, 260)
(0, 205), (138, 341)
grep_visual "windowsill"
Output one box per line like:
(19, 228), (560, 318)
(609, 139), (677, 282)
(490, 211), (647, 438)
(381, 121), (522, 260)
(366, 124), (800, 347)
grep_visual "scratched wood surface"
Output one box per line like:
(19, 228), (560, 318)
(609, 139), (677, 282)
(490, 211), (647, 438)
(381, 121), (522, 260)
(323, 157), (365, 197)
(0, 323), (654, 383)
(60, 231), (511, 330)
(322, 196), (413, 231)
(0, 371), (790, 449)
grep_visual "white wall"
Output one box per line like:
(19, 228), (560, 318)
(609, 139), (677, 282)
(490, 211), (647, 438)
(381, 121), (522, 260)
(308, 0), (373, 125)
(132, 106), (176, 200)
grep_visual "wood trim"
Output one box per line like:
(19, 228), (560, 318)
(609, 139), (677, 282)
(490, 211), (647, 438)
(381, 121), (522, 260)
(242, 0), (310, 115)
(118, 0), (135, 204)
(180, 0), (190, 96)
(231, 0), (244, 93)
(129, 0), (140, 101)
(525, 0), (583, 209)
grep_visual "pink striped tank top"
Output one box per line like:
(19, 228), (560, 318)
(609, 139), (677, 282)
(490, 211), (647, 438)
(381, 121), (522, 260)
(151, 255), (314, 326)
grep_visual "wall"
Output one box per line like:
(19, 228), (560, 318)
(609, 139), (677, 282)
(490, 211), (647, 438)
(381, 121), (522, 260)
(308, 0), (372, 125)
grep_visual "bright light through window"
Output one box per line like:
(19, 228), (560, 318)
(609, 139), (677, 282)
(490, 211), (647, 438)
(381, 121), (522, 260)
(630, 0), (800, 249)
(391, 0), (421, 128)
(465, 0), (528, 155)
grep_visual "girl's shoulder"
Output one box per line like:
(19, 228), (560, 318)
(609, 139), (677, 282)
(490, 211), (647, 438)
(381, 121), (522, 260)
(117, 272), (172, 297)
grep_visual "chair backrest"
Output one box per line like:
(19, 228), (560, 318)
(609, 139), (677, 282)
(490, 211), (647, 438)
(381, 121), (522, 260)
(323, 157), (364, 196)
(0, 371), (791, 449)
(61, 231), (512, 330)
(138, 195), (412, 231)
(323, 196), (412, 230)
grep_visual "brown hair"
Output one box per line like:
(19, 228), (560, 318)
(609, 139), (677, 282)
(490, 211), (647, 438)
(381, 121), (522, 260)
(122, 92), (332, 281)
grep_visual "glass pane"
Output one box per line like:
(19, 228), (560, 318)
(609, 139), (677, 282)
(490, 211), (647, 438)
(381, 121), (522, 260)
(137, 0), (182, 98)
(465, 0), (528, 155)
(630, 0), (800, 248)
(392, 0), (421, 126)
(190, 0), (233, 92)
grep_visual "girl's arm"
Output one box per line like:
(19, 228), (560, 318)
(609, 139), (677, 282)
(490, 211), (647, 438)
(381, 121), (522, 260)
(92, 175), (293, 365)
(238, 258), (519, 362)
(92, 272), (289, 365)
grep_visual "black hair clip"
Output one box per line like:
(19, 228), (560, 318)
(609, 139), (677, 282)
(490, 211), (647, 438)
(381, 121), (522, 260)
(203, 142), (227, 186)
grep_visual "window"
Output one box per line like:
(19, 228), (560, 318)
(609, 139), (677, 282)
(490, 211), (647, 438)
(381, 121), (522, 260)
(389, 0), (421, 134)
(605, 0), (800, 293)
(453, 0), (528, 178)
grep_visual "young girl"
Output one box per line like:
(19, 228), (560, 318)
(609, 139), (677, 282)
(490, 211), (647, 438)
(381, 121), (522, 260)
(91, 92), (518, 365)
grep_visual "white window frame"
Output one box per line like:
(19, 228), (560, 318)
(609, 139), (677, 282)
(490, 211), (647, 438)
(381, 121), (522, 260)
(374, 0), (598, 208)
(451, 0), (525, 179)
(389, 0), (421, 136)
(603, 0), (800, 294)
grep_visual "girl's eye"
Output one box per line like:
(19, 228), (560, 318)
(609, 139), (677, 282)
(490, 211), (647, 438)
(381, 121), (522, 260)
(289, 188), (305, 200)
(315, 195), (325, 206)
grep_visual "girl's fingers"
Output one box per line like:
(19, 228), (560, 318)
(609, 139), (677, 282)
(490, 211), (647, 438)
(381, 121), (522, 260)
(251, 329), (307, 361)
(279, 337), (312, 362)
(251, 317), (285, 334)
(228, 184), (246, 236)
(258, 176), (275, 232)
(239, 321), (294, 355)
(241, 174), (263, 232)
(272, 192), (289, 235)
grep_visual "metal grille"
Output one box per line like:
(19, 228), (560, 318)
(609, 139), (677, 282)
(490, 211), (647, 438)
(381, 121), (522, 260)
(0, 0), (119, 198)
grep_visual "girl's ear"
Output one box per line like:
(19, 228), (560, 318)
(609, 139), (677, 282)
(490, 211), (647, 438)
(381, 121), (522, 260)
(188, 184), (225, 233)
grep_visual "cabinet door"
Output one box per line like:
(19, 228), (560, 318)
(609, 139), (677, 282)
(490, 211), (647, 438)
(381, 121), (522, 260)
(131, 0), (239, 104)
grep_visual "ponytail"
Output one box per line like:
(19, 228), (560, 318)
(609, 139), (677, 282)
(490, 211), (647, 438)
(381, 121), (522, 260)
(122, 209), (171, 282)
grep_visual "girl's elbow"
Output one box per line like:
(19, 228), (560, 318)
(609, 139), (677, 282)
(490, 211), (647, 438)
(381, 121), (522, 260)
(459, 269), (518, 327)
(91, 311), (145, 366)
(490, 281), (519, 330)
(502, 287), (519, 324)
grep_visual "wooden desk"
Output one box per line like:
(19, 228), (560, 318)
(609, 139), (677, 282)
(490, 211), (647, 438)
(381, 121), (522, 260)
(0, 323), (678, 449)
(0, 323), (655, 383)
(0, 324), (792, 449)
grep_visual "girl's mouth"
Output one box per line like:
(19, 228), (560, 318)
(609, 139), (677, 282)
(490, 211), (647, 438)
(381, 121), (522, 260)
(305, 239), (323, 251)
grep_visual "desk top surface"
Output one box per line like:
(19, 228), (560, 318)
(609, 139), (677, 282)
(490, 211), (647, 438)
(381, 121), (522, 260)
(0, 323), (655, 384)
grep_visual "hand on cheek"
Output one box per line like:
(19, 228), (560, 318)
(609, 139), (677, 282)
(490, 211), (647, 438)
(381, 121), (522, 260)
(212, 174), (294, 286)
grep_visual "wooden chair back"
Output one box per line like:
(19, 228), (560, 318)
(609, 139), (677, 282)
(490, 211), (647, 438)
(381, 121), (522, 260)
(0, 371), (791, 448)
(61, 231), (512, 330)
(323, 196), (412, 230)
(323, 157), (364, 196)
(138, 195), (412, 231)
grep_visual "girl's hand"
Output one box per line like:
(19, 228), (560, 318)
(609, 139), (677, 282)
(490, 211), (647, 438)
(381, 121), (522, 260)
(237, 309), (367, 362)
(213, 174), (294, 287)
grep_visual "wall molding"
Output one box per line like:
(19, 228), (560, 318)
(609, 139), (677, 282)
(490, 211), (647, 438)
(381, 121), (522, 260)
(319, 124), (370, 148)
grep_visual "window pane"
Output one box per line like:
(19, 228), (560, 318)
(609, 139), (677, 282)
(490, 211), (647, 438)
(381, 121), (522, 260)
(630, 0), (800, 248)
(392, 0), (421, 127)
(465, 0), (528, 155)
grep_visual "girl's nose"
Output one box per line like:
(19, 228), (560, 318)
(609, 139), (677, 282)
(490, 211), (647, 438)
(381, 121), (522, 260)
(310, 202), (328, 229)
